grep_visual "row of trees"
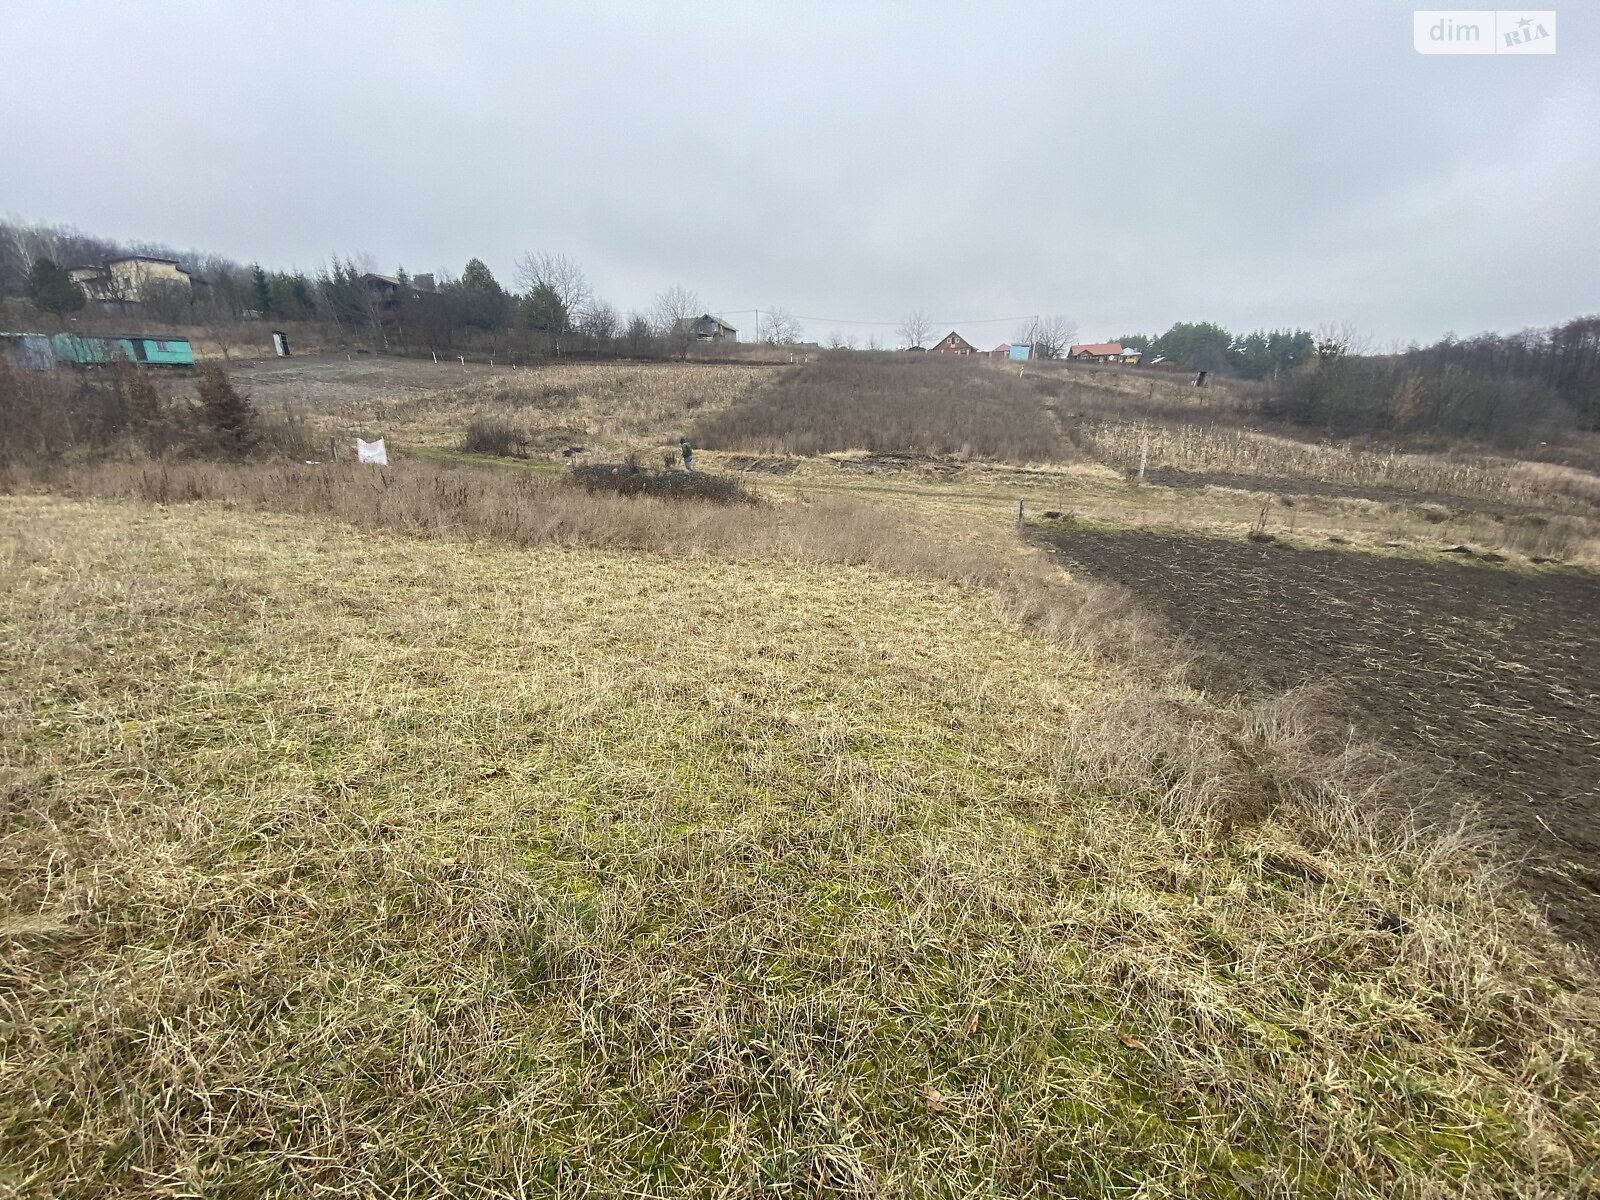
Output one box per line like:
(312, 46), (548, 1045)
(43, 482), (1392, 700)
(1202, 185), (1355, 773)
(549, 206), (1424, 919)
(0, 221), (736, 361)
(1266, 318), (1600, 438)
(1114, 322), (1319, 378)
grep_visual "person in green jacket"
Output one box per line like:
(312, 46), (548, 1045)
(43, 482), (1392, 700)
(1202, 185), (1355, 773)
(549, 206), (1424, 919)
(679, 436), (694, 472)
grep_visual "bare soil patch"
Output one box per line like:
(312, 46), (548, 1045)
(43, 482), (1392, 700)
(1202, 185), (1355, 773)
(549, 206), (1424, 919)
(721, 454), (800, 474)
(1035, 523), (1600, 950)
(836, 452), (964, 476)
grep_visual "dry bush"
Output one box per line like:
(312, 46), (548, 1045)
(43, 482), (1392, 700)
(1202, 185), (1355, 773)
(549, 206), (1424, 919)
(569, 461), (758, 505)
(0, 362), (131, 464)
(693, 355), (1066, 462)
(461, 416), (527, 456)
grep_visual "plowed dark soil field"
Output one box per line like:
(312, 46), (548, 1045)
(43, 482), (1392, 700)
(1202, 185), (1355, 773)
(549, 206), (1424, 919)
(1035, 524), (1600, 950)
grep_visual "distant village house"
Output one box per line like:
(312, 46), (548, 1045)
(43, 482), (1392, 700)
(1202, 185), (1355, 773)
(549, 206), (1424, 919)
(931, 331), (977, 355)
(1067, 341), (1124, 363)
(361, 273), (438, 307)
(675, 314), (738, 343)
(361, 272), (437, 302)
(68, 256), (199, 305)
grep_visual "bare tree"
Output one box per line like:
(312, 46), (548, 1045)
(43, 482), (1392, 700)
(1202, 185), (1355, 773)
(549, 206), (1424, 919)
(579, 301), (621, 349)
(515, 251), (593, 321)
(1315, 321), (1370, 362)
(651, 285), (703, 359)
(762, 306), (804, 346)
(897, 308), (932, 349)
(1026, 315), (1079, 359)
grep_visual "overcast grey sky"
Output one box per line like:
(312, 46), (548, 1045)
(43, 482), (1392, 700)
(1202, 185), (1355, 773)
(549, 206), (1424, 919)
(3, 1), (1594, 345)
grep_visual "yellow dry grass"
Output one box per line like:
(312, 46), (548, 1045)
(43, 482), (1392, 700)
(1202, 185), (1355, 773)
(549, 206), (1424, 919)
(338, 362), (774, 458)
(211, 356), (1600, 566)
(3, 495), (1597, 1197)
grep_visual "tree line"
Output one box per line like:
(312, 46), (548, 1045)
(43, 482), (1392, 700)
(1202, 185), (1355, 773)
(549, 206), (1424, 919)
(0, 219), (725, 362)
(1114, 322), (1318, 379)
(1266, 319), (1600, 440)
(1112, 316), (1598, 438)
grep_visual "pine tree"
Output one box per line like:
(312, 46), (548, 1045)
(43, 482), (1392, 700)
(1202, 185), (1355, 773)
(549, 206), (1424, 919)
(196, 365), (256, 456)
(24, 258), (86, 319)
(251, 264), (273, 314)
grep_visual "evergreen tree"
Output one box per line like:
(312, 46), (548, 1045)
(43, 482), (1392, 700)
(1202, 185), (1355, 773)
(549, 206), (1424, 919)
(251, 264), (273, 314)
(289, 274), (314, 315)
(24, 257), (85, 318)
(1231, 331), (1274, 379)
(457, 258), (509, 332)
(196, 365), (256, 456)
(521, 281), (569, 333)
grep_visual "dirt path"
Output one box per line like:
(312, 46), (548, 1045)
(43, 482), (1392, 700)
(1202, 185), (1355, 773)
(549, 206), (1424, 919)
(1034, 524), (1600, 950)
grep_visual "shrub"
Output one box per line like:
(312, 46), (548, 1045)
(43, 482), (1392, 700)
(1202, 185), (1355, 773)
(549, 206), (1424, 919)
(0, 361), (131, 464)
(196, 364), (256, 457)
(568, 461), (757, 504)
(121, 363), (165, 427)
(462, 417), (527, 456)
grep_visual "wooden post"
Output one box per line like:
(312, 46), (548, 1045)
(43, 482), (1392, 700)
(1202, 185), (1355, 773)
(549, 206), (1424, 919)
(327, 437), (336, 463)
(1138, 430), (1149, 483)
(1017, 499), (1024, 530)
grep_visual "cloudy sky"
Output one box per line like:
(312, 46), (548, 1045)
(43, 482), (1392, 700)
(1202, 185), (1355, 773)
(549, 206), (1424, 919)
(3, 1), (1594, 345)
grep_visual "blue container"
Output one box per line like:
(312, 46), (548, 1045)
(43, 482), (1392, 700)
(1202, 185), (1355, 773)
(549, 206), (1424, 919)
(132, 336), (195, 366)
(46, 333), (195, 367)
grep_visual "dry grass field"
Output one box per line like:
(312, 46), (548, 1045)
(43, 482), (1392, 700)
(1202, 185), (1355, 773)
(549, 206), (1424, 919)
(5, 496), (1599, 1197)
(232, 355), (774, 461)
(6, 353), (1600, 1195)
